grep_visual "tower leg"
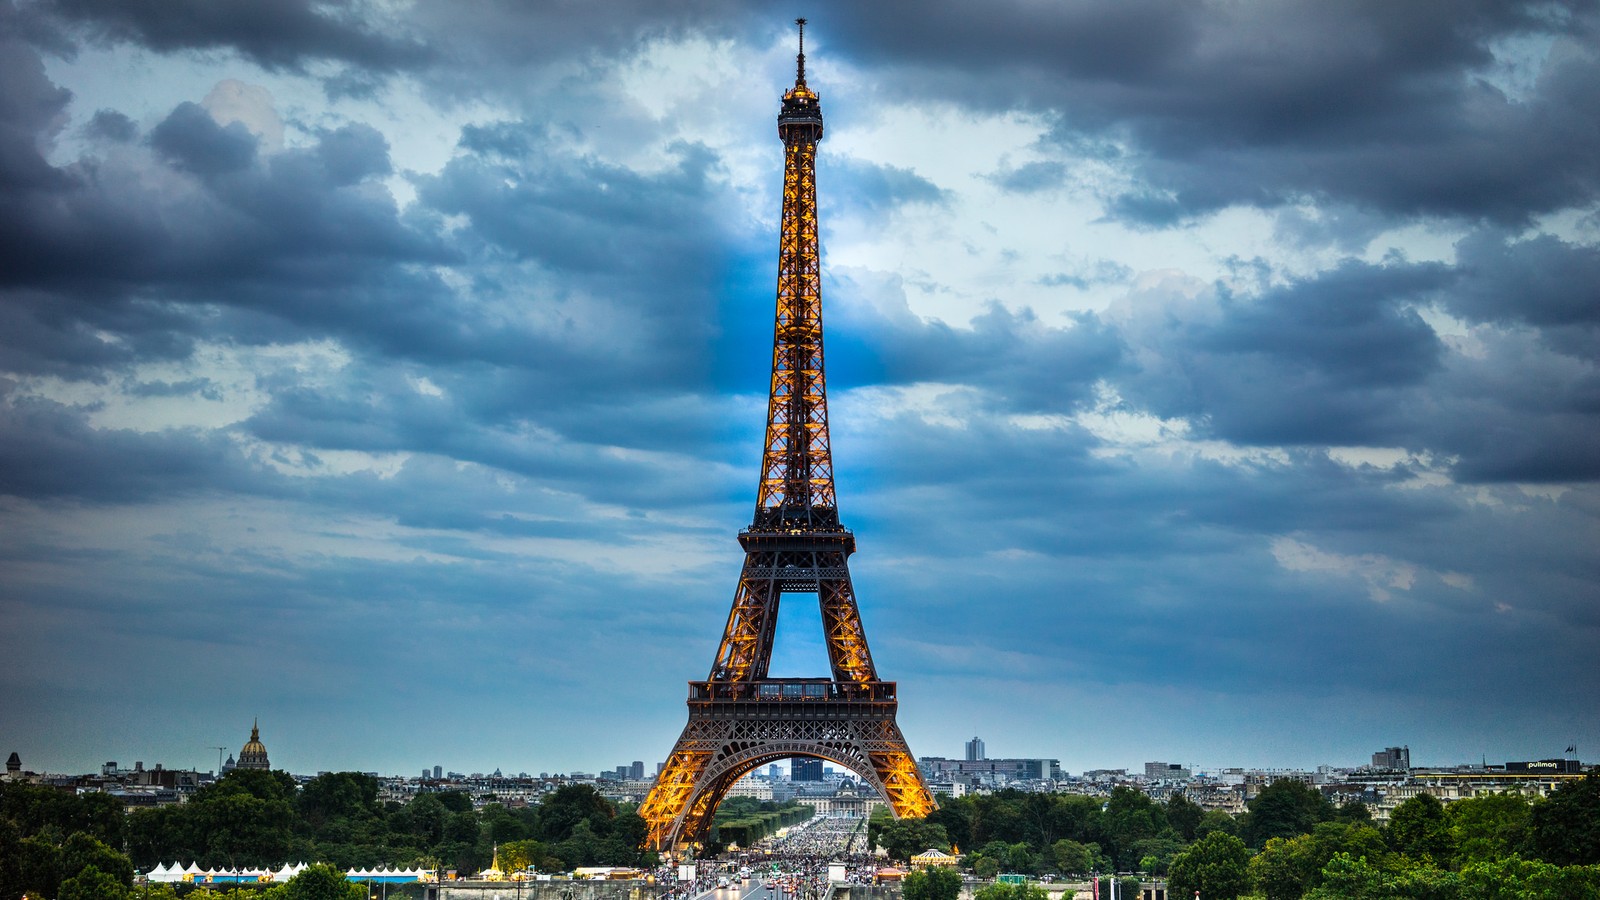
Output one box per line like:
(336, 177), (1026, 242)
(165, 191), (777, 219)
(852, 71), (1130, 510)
(639, 739), (714, 852)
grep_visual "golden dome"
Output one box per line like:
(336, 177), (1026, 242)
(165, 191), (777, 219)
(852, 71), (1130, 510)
(237, 719), (271, 769)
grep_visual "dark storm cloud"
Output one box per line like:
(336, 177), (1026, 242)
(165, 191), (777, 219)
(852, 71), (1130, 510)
(43, 0), (432, 72)
(418, 132), (727, 281)
(0, 53), (459, 378)
(0, 25), (72, 193)
(0, 384), (243, 502)
(149, 101), (260, 175)
(1116, 259), (1449, 446)
(236, 363), (741, 513)
(818, 0), (1600, 224)
(848, 392), (1596, 711)
(83, 108), (136, 142)
(821, 155), (949, 222)
(1427, 328), (1600, 483)
(1449, 229), (1600, 329)
(829, 269), (1125, 412)
(405, 129), (749, 401)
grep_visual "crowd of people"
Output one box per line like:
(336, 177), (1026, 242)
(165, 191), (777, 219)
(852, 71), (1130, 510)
(652, 814), (882, 900)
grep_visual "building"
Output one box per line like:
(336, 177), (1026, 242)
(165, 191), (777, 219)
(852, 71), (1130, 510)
(791, 779), (884, 818)
(920, 757), (1061, 783)
(723, 774), (773, 800)
(1504, 759), (1583, 774)
(1144, 762), (1192, 780)
(966, 736), (986, 761)
(235, 720), (271, 770)
(630, 761), (645, 780)
(1372, 746), (1411, 771)
(792, 757), (823, 782)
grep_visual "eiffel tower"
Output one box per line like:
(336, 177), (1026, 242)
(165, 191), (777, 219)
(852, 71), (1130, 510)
(638, 20), (936, 853)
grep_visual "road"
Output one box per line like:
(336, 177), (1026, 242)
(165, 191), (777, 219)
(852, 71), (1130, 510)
(696, 880), (804, 900)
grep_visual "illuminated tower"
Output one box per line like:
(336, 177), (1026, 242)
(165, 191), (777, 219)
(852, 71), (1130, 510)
(638, 20), (935, 852)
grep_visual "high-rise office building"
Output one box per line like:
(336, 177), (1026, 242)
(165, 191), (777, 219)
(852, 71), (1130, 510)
(965, 736), (985, 761)
(792, 757), (823, 782)
(1372, 746), (1411, 770)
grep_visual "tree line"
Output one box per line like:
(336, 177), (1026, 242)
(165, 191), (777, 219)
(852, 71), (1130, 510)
(0, 769), (664, 899)
(877, 774), (1600, 900)
(708, 797), (815, 852)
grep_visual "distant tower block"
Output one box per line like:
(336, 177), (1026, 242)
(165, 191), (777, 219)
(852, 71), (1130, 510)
(637, 20), (935, 853)
(792, 757), (823, 782)
(966, 736), (985, 761)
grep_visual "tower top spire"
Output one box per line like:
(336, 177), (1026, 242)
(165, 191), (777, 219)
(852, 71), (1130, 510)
(795, 18), (807, 86)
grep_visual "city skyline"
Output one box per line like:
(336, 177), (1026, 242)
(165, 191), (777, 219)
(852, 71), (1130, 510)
(2, 2), (1597, 778)
(2, 724), (1582, 785)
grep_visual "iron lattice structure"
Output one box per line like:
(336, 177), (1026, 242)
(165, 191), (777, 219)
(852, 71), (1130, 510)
(639, 21), (936, 853)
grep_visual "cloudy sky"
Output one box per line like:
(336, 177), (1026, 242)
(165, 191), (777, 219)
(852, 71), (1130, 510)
(2, 0), (1597, 781)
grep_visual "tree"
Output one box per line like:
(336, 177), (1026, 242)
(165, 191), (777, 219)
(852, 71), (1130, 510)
(876, 818), (950, 862)
(1445, 791), (1530, 864)
(1131, 836), (1185, 875)
(1526, 773), (1600, 866)
(1051, 839), (1106, 876)
(479, 802), (531, 844)
(435, 791), (474, 814)
(278, 863), (365, 900)
(1243, 780), (1334, 849)
(0, 819), (22, 900)
(296, 772), (380, 828)
(926, 801), (972, 851)
(1196, 809), (1240, 839)
(16, 835), (61, 899)
(973, 883), (1048, 900)
(1304, 852), (1461, 900)
(1252, 822), (1389, 900)
(1168, 831), (1251, 900)
(393, 793), (447, 846)
(1167, 793), (1204, 842)
(199, 768), (298, 805)
(60, 832), (134, 886)
(1387, 793), (1454, 865)
(1098, 786), (1167, 869)
(58, 864), (131, 900)
(1335, 801), (1372, 823)
(903, 866), (962, 900)
(537, 785), (615, 842)
(1251, 834), (1320, 900)
(974, 857), (1000, 880)
(1457, 854), (1600, 899)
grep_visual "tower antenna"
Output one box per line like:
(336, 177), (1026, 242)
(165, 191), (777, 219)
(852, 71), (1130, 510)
(796, 18), (807, 86)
